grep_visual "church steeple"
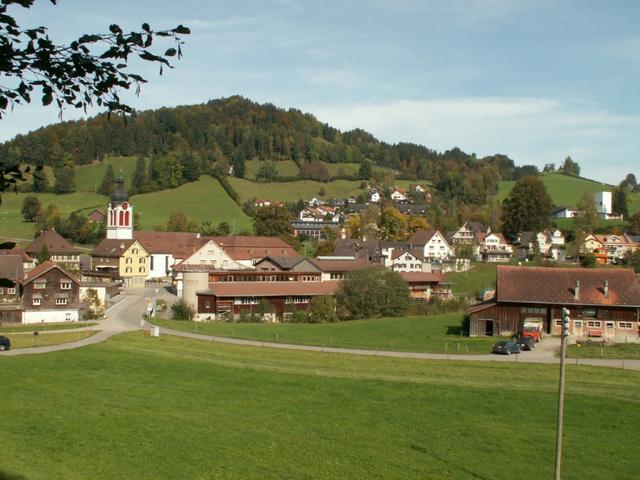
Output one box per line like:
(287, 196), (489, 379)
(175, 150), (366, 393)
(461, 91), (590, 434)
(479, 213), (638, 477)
(106, 174), (133, 240)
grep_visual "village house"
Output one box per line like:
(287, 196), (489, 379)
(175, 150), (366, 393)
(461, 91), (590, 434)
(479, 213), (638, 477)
(89, 239), (150, 288)
(389, 249), (427, 273)
(86, 209), (106, 223)
(25, 229), (80, 271)
(467, 265), (640, 338)
(134, 231), (202, 279)
(21, 262), (81, 324)
(390, 188), (408, 203)
(400, 271), (453, 302)
(298, 205), (340, 223)
(591, 234), (638, 264)
(333, 238), (384, 263)
(291, 220), (340, 239)
(407, 229), (454, 261)
(552, 206), (581, 218)
(451, 222), (490, 246)
(1, 247), (35, 273)
(0, 254), (24, 324)
(475, 232), (513, 262)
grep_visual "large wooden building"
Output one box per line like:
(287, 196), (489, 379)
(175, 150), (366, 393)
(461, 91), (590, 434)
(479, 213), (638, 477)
(468, 266), (640, 338)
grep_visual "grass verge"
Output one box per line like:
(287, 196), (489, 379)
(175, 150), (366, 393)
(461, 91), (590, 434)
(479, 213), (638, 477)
(4, 330), (97, 349)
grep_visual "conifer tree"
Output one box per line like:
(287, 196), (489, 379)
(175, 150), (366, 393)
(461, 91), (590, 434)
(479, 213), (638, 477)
(98, 165), (117, 196)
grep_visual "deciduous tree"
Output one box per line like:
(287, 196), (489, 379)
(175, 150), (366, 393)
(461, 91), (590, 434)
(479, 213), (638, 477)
(21, 195), (41, 222)
(501, 176), (553, 239)
(336, 268), (410, 319)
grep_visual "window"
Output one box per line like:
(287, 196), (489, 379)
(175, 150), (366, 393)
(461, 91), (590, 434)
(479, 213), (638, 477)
(139, 267), (145, 273)
(55, 298), (67, 305)
(126, 257), (132, 264)
(605, 322), (615, 328)
(126, 267), (132, 273)
(0, 288), (3, 294)
(574, 320), (583, 327)
(32, 298), (41, 306)
(285, 296), (310, 304)
(34, 281), (46, 289)
(521, 307), (546, 314)
(60, 282), (71, 290)
(583, 307), (597, 318)
(139, 257), (145, 264)
(587, 321), (601, 328)
(618, 322), (633, 329)
(234, 297), (259, 305)
(132, 248), (138, 254)
(555, 319), (562, 326)
(8, 287), (16, 295)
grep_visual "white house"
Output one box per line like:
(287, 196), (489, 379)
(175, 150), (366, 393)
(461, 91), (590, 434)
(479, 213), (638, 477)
(407, 229), (454, 261)
(390, 249), (428, 272)
(369, 190), (382, 203)
(476, 232), (512, 262)
(172, 239), (247, 296)
(133, 232), (202, 280)
(390, 188), (408, 203)
(552, 206), (581, 219)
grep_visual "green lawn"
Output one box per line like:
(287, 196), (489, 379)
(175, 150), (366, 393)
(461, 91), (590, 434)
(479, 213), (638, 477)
(74, 156), (139, 192)
(4, 330), (96, 349)
(567, 342), (640, 359)
(0, 322), (97, 333)
(131, 175), (253, 232)
(0, 332), (638, 479)
(152, 313), (497, 354)
(0, 191), (107, 239)
(447, 262), (497, 299)
(228, 177), (365, 203)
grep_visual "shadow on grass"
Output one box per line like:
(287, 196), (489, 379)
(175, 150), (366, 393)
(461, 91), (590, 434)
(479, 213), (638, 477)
(446, 325), (463, 335)
(410, 445), (490, 480)
(0, 470), (25, 480)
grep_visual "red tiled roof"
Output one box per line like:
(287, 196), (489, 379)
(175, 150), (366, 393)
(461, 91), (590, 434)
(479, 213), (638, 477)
(0, 247), (33, 263)
(400, 272), (445, 284)
(206, 236), (297, 260)
(310, 258), (373, 272)
(199, 280), (340, 297)
(134, 232), (202, 258)
(22, 261), (78, 285)
(25, 229), (79, 255)
(391, 249), (425, 261)
(0, 255), (23, 282)
(408, 229), (438, 245)
(91, 239), (139, 258)
(496, 265), (640, 306)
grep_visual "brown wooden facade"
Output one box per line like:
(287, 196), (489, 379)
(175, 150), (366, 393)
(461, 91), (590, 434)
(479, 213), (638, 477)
(469, 302), (639, 337)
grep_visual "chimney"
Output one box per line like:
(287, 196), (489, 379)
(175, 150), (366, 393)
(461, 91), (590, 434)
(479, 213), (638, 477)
(120, 243), (125, 249)
(574, 280), (580, 300)
(604, 280), (609, 298)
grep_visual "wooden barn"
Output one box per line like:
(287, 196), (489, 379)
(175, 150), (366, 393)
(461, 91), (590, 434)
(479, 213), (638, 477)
(467, 266), (640, 338)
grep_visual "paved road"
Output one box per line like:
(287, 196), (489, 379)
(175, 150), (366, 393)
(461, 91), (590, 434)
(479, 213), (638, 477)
(2, 286), (640, 371)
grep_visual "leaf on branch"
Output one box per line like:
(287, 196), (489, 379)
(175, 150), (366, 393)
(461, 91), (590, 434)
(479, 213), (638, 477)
(164, 48), (177, 57)
(172, 25), (191, 34)
(142, 23), (151, 33)
(42, 92), (53, 106)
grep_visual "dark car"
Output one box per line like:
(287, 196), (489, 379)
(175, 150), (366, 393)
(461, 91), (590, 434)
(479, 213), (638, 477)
(492, 341), (520, 355)
(515, 336), (536, 351)
(0, 335), (10, 351)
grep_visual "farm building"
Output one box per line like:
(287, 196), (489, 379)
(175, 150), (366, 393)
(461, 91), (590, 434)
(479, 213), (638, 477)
(467, 266), (640, 338)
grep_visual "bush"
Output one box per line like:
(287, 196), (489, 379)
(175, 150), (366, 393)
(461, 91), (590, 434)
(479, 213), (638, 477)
(171, 299), (195, 321)
(155, 299), (167, 311)
(309, 296), (337, 323)
(581, 253), (596, 268)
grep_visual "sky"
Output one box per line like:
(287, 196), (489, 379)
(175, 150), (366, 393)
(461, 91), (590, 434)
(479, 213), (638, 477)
(2, 0), (640, 183)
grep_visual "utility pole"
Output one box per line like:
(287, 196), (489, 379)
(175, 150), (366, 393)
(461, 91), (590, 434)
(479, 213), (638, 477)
(555, 307), (570, 480)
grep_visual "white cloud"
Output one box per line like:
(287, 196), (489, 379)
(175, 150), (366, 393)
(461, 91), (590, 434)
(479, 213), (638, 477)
(307, 97), (640, 183)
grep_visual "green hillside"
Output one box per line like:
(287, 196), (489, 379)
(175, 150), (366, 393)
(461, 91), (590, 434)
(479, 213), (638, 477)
(228, 177), (365, 203)
(75, 156), (139, 192)
(0, 191), (106, 239)
(131, 176), (252, 232)
(244, 159), (300, 180)
(497, 172), (640, 214)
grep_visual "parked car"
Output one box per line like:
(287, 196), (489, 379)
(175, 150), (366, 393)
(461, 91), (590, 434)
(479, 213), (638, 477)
(492, 341), (520, 355)
(515, 336), (535, 351)
(0, 335), (11, 351)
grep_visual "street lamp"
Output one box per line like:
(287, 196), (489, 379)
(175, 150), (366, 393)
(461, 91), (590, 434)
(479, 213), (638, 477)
(555, 307), (570, 480)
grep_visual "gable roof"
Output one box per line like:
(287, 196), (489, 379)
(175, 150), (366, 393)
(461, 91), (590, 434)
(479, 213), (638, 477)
(255, 255), (307, 270)
(134, 231), (202, 258)
(333, 238), (382, 261)
(0, 255), (24, 283)
(25, 229), (79, 255)
(91, 239), (141, 258)
(400, 272), (445, 284)
(22, 261), (78, 285)
(496, 265), (640, 307)
(311, 258), (373, 272)
(0, 246), (33, 263)
(408, 229), (438, 245)
(391, 249), (424, 262)
(207, 236), (297, 260)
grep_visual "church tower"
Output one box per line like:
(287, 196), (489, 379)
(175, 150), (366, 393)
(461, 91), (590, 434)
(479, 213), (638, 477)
(106, 175), (133, 240)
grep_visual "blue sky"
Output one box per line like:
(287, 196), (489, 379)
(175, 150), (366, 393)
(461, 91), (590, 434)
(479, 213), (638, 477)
(3, 0), (639, 183)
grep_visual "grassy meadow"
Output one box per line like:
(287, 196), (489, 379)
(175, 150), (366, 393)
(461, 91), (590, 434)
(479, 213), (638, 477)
(447, 262), (497, 299)
(131, 175), (252, 232)
(74, 156), (139, 192)
(0, 322), (97, 333)
(152, 312), (496, 354)
(496, 172), (640, 214)
(228, 177), (365, 203)
(567, 342), (640, 359)
(0, 332), (638, 479)
(3, 330), (96, 349)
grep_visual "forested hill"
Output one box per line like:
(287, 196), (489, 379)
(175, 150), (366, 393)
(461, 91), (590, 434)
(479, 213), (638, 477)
(0, 96), (537, 204)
